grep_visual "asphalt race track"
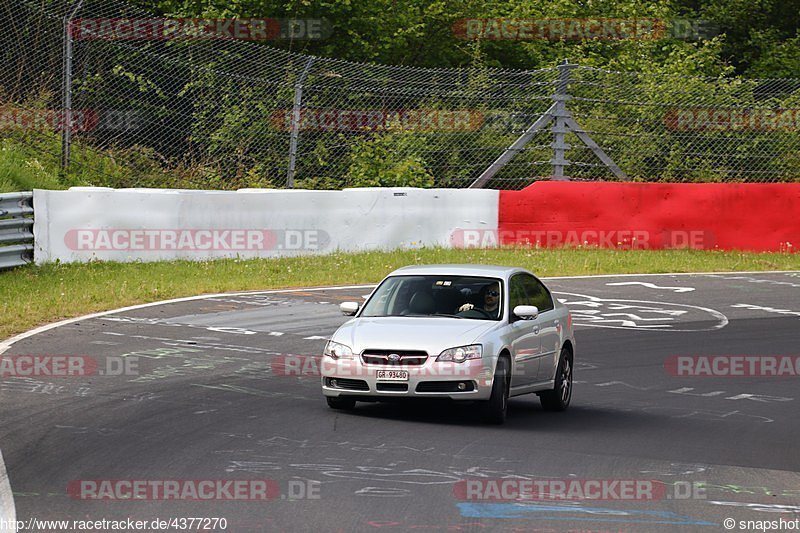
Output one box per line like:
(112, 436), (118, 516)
(2, 271), (800, 532)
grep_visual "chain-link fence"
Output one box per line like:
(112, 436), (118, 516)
(2, 0), (800, 190)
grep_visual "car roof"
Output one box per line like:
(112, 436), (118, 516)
(387, 264), (528, 279)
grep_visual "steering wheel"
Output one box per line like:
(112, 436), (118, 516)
(457, 308), (492, 319)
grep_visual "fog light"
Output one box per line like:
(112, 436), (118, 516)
(457, 382), (466, 391)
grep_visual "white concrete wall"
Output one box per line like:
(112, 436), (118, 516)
(33, 187), (498, 264)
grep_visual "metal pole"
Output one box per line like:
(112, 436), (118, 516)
(61, 0), (83, 174)
(472, 58), (626, 188)
(468, 107), (555, 188)
(564, 116), (628, 180)
(286, 57), (315, 188)
(551, 59), (575, 180)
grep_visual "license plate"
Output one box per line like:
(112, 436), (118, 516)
(376, 370), (409, 381)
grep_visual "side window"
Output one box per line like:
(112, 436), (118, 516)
(509, 275), (528, 319)
(521, 274), (554, 312)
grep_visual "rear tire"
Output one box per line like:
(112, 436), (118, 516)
(326, 397), (356, 410)
(483, 357), (509, 424)
(540, 348), (572, 412)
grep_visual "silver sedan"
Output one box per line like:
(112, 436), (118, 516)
(321, 264), (576, 423)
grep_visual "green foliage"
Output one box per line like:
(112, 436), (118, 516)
(692, 0), (800, 75)
(0, 137), (63, 192)
(5, 0), (800, 191)
(747, 31), (800, 78)
(129, 0), (800, 77)
(345, 132), (434, 188)
(0, 132), (280, 193)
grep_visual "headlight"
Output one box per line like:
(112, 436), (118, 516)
(324, 340), (354, 359)
(437, 344), (482, 363)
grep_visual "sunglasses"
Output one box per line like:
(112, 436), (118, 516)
(486, 290), (500, 297)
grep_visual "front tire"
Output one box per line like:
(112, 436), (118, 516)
(326, 396), (356, 410)
(540, 348), (572, 412)
(483, 357), (509, 424)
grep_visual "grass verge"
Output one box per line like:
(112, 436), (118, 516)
(0, 132), (277, 193)
(2, 247), (799, 341)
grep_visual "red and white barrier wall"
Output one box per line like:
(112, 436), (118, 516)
(32, 182), (799, 264)
(497, 182), (800, 252)
(33, 187), (498, 264)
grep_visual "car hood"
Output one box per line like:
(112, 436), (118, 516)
(332, 316), (500, 355)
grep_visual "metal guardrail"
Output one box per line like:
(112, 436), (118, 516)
(0, 192), (34, 270)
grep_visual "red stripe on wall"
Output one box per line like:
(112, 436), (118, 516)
(499, 182), (800, 252)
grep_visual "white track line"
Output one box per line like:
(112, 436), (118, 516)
(1, 271), (798, 355)
(541, 269), (800, 280)
(0, 285), (375, 355)
(0, 450), (16, 533)
(0, 268), (793, 526)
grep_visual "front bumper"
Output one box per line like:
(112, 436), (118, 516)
(320, 357), (495, 400)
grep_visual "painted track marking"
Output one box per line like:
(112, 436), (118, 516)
(0, 450), (16, 533)
(3, 271), (797, 354)
(606, 281), (695, 293)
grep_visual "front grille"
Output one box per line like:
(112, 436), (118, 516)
(416, 381), (475, 393)
(361, 350), (428, 366)
(376, 383), (408, 392)
(325, 377), (369, 391)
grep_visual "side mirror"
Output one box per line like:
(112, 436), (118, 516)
(340, 302), (360, 316)
(513, 305), (539, 320)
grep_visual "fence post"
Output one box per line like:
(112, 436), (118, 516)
(61, 0), (83, 174)
(286, 58), (315, 188)
(551, 59), (575, 180)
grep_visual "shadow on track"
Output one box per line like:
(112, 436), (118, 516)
(324, 398), (652, 431)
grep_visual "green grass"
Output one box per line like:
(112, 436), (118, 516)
(0, 132), (278, 193)
(0, 133), (167, 192)
(0, 137), (65, 191)
(2, 247), (799, 341)
(0, 133), (137, 192)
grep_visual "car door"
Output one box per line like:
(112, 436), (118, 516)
(520, 274), (560, 382)
(508, 274), (540, 388)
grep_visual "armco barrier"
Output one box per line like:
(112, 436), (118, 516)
(0, 192), (34, 270)
(498, 182), (800, 252)
(33, 187), (498, 264)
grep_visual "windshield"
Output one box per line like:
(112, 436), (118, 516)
(360, 275), (503, 320)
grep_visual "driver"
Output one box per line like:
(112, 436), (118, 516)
(458, 282), (500, 318)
